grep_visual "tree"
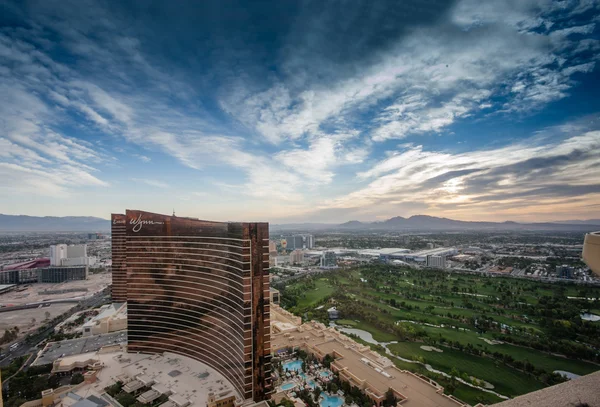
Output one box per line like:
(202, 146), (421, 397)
(31, 317), (36, 326)
(104, 381), (123, 397)
(384, 389), (396, 407)
(45, 311), (51, 320)
(71, 373), (85, 385)
(330, 383), (338, 394)
(279, 399), (295, 407)
(313, 386), (322, 400)
(116, 392), (137, 407)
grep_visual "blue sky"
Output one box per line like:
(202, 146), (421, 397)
(1, 0), (599, 223)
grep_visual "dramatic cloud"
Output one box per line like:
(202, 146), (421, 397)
(323, 128), (600, 221)
(0, 0), (598, 221)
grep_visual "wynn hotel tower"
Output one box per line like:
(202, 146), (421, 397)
(112, 209), (272, 401)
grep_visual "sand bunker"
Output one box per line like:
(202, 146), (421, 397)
(420, 346), (443, 352)
(470, 376), (495, 389)
(479, 337), (503, 345)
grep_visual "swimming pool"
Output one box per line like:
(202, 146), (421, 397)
(307, 380), (317, 389)
(319, 371), (331, 377)
(281, 382), (296, 391)
(283, 360), (303, 372)
(320, 394), (343, 407)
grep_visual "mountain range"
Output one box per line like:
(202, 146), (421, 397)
(272, 215), (600, 232)
(1, 214), (599, 232)
(0, 214), (110, 232)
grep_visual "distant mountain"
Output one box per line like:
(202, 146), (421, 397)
(336, 215), (600, 231)
(269, 222), (337, 232)
(338, 220), (366, 228)
(269, 215), (600, 232)
(553, 219), (600, 225)
(0, 214), (110, 232)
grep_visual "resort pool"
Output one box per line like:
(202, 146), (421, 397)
(320, 394), (343, 407)
(307, 380), (317, 389)
(281, 382), (296, 391)
(283, 360), (303, 372)
(319, 371), (331, 377)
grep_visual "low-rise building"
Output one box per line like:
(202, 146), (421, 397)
(82, 303), (127, 337)
(426, 255), (446, 269)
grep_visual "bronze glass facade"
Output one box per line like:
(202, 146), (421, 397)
(111, 214), (127, 302)
(125, 210), (271, 401)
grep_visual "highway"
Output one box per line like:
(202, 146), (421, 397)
(0, 289), (110, 369)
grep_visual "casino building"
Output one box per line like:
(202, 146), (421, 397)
(122, 210), (271, 402)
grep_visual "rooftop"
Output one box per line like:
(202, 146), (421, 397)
(489, 370), (600, 407)
(35, 349), (240, 407)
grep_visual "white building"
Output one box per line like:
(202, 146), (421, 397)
(50, 244), (68, 266)
(402, 247), (458, 262)
(82, 303), (127, 337)
(304, 235), (315, 249)
(49, 244), (96, 267)
(426, 255), (446, 269)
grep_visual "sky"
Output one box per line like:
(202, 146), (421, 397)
(1, 0), (599, 224)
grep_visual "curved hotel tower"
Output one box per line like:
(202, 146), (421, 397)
(110, 214), (127, 302)
(123, 210), (271, 401)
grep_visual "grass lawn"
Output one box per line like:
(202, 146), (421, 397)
(493, 343), (600, 376)
(296, 279), (336, 308)
(452, 384), (504, 406)
(352, 332), (504, 406)
(419, 325), (600, 376)
(352, 320), (398, 342)
(388, 341), (546, 397)
(387, 349), (504, 406)
(335, 319), (358, 326)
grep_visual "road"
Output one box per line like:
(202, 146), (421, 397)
(0, 289), (110, 368)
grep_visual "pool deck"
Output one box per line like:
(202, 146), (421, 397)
(272, 304), (465, 407)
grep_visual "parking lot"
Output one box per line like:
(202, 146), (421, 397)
(32, 331), (127, 366)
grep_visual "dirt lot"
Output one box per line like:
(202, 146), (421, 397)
(0, 272), (111, 306)
(0, 303), (76, 336)
(0, 272), (111, 341)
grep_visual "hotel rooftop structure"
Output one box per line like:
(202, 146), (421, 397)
(113, 209), (271, 402)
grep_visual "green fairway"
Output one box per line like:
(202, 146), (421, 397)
(343, 319), (398, 342)
(348, 329), (505, 406)
(493, 343), (600, 376)
(335, 319), (358, 326)
(296, 279), (336, 308)
(419, 325), (599, 376)
(452, 384), (504, 406)
(388, 342), (546, 397)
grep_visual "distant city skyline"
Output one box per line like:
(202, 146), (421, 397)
(1, 1), (599, 223)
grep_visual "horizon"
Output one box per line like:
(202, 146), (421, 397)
(1, 1), (600, 223)
(1, 212), (599, 225)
